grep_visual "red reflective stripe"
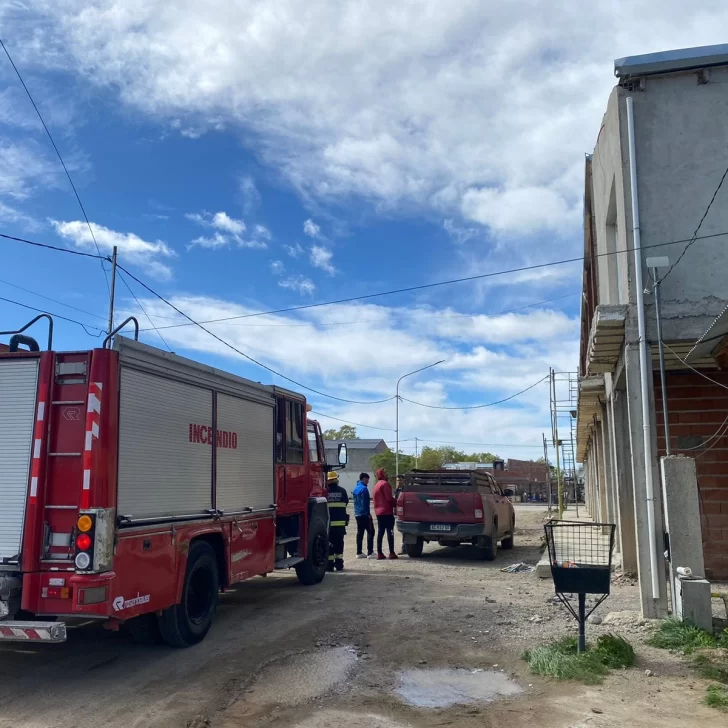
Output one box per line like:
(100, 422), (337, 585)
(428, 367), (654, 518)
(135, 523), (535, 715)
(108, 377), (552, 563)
(29, 384), (47, 505)
(24, 629), (41, 640)
(0, 627), (13, 638)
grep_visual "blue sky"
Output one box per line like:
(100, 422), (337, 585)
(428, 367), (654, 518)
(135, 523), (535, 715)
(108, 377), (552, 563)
(2, 2), (727, 460)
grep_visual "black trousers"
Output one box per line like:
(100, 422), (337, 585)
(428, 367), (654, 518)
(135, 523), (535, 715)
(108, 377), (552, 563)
(376, 514), (395, 554)
(329, 528), (345, 564)
(355, 515), (375, 555)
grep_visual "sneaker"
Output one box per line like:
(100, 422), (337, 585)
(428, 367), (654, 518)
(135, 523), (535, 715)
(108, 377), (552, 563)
(366, 553), (375, 559)
(327, 563), (335, 572)
(356, 553), (366, 559)
(388, 553), (399, 560)
(376, 553), (387, 560)
(335, 560), (344, 571)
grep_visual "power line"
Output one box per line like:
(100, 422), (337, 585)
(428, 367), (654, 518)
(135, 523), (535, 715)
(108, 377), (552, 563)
(310, 411), (396, 432)
(0, 277), (106, 321)
(0, 38), (111, 295)
(132, 231), (728, 332)
(115, 263), (396, 405)
(117, 270), (172, 353)
(0, 295), (104, 337)
(138, 291), (581, 332)
(659, 164), (728, 284)
(662, 343), (728, 392)
(1, 232), (108, 260)
(401, 375), (548, 410)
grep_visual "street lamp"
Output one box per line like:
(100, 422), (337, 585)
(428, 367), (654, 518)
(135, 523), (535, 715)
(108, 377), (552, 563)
(396, 360), (445, 476)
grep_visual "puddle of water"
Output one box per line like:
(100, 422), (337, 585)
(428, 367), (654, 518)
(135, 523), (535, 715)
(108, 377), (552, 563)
(244, 647), (358, 705)
(396, 667), (522, 708)
(292, 710), (410, 728)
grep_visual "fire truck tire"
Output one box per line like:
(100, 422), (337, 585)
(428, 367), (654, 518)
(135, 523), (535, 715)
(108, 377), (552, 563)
(295, 516), (329, 585)
(158, 541), (220, 648)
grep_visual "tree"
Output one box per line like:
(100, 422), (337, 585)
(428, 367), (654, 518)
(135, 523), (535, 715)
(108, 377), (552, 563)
(417, 446), (500, 470)
(322, 425), (358, 440)
(370, 448), (415, 476)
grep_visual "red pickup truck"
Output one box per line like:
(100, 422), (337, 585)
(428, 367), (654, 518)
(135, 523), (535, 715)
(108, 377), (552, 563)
(396, 469), (515, 559)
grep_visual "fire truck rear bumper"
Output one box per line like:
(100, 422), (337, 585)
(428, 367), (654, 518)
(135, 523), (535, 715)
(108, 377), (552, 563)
(0, 621), (67, 643)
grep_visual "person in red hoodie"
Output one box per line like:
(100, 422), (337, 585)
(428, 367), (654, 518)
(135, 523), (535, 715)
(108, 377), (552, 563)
(373, 468), (398, 560)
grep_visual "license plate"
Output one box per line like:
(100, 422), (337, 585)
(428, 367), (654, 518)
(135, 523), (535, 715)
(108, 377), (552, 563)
(430, 524), (451, 531)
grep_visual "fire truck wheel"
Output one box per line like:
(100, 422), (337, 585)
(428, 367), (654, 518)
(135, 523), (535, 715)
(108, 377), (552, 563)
(295, 516), (329, 585)
(159, 541), (220, 647)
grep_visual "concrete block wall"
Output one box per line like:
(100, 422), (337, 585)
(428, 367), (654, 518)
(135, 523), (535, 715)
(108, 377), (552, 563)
(653, 370), (728, 579)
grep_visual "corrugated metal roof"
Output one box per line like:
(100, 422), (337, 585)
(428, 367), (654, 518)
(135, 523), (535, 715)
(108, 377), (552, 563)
(324, 439), (387, 450)
(615, 43), (728, 78)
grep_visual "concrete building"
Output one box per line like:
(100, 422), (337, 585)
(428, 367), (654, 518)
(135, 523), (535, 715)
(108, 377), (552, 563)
(577, 44), (728, 617)
(324, 439), (388, 493)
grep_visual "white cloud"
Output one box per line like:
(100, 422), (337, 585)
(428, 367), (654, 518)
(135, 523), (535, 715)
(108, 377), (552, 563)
(188, 232), (229, 250)
(285, 243), (305, 258)
(309, 244), (336, 275)
(239, 175), (261, 215)
(186, 209), (268, 249)
(270, 260), (285, 275)
(51, 219), (176, 279)
(0, 138), (58, 199)
(278, 275), (316, 296)
(18, 1), (728, 241)
(303, 218), (322, 239)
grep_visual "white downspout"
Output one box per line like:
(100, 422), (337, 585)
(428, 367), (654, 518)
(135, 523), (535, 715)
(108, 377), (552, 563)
(626, 96), (661, 600)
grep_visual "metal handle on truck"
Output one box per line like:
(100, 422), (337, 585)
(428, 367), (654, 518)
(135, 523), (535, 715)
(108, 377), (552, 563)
(0, 313), (53, 351)
(103, 317), (140, 349)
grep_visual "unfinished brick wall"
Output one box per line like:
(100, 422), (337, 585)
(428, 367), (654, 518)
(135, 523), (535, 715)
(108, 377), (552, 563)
(654, 370), (728, 580)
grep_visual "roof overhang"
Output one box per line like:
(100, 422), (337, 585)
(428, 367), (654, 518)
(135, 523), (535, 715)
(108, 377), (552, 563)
(576, 375), (605, 462)
(585, 305), (627, 376)
(615, 43), (728, 79)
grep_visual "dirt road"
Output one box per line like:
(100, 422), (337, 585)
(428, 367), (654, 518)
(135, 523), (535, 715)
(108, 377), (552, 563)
(0, 506), (719, 727)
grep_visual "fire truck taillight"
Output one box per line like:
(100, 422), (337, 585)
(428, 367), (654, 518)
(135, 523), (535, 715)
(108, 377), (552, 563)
(74, 509), (115, 574)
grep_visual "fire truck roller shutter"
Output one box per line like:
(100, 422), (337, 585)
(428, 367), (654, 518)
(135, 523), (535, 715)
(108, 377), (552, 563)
(0, 359), (38, 562)
(118, 368), (213, 518)
(215, 393), (274, 512)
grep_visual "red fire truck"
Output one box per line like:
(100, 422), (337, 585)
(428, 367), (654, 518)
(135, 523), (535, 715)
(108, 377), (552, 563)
(0, 316), (346, 647)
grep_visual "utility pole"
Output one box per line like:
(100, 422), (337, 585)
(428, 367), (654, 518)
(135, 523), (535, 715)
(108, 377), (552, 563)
(542, 432), (552, 512)
(551, 368), (564, 518)
(415, 437), (419, 468)
(107, 246), (118, 335)
(648, 258), (672, 455)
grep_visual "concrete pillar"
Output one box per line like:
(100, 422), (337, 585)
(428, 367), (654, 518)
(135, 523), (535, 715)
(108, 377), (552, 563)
(595, 423), (608, 521)
(610, 389), (638, 574)
(660, 455), (707, 577)
(625, 341), (668, 618)
(600, 406), (617, 528)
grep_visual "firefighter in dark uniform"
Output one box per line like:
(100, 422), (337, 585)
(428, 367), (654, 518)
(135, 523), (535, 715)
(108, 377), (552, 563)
(327, 471), (349, 571)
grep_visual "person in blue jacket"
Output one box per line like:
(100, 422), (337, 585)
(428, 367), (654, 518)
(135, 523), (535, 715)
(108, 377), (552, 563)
(353, 472), (375, 559)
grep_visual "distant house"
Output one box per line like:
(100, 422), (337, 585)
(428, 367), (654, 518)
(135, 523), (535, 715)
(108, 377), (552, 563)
(324, 439), (388, 494)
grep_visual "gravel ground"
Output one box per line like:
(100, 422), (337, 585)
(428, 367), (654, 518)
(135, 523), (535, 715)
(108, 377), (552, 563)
(0, 505), (722, 728)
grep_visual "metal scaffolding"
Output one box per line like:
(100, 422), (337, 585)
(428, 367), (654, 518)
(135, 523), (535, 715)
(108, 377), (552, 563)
(544, 369), (580, 519)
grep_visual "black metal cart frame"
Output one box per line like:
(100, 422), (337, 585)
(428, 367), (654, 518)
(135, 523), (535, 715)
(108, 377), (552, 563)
(544, 520), (616, 652)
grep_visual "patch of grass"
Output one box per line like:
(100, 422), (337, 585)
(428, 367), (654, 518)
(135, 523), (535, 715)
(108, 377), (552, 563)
(523, 634), (633, 685)
(705, 684), (728, 712)
(647, 619), (717, 654)
(594, 634), (636, 669)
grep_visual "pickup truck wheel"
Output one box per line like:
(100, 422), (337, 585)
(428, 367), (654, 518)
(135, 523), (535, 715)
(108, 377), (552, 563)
(159, 541), (219, 648)
(404, 538), (424, 557)
(477, 534), (497, 561)
(295, 515), (329, 585)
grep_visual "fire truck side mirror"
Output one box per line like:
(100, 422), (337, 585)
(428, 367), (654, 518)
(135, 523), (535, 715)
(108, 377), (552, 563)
(337, 443), (348, 466)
